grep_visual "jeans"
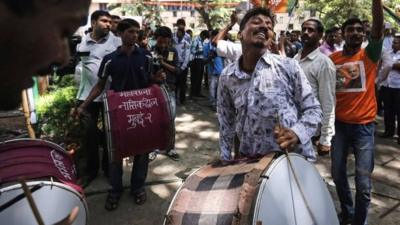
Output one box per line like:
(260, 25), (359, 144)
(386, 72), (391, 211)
(109, 153), (149, 196)
(166, 90), (176, 151)
(331, 121), (375, 225)
(208, 75), (219, 107)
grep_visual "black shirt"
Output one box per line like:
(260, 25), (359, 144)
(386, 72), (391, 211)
(151, 46), (179, 86)
(98, 47), (152, 92)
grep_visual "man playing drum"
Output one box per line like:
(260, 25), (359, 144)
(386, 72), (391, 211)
(76, 19), (165, 211)
(0, 0), (91, 224)
(217, 7), (322, 161)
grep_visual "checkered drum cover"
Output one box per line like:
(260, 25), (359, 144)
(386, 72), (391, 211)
(165, 154), (275, 225)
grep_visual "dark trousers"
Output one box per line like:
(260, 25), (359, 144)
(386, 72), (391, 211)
(176, 68), (188, 104)
(190, 58), (205, 97)
(376, 85), (383, 114)
(109, 154), (149, 195)
(332, 121), (375, 225)
(78, 101), (108, 178)
(381, 86), (400, 135)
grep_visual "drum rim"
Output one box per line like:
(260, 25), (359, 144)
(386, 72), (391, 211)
(252, 153), (338, 225)
(162, 167), (201, 225)
(0, 138), (67, 153)
(252, 153), (304, 222)
(0, 180), (89, 221)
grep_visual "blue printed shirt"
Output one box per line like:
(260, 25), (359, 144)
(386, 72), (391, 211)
(217, 52), (322, 161)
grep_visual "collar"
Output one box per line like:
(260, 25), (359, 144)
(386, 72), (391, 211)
(229, 52), (273, 79)
(296, 47), (320, 61)
(86, 32), (110, 44)
(116, 46), (140, 56)
(323, 42), (336, 50)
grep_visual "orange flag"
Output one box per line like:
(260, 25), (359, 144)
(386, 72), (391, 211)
(249, 0), (289, 13)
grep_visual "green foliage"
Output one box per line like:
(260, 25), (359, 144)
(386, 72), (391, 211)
(36, 76), (80, 144)
(108, 2), (165, 26)
(302, 0), (400, 29)
(302, 0), (371, 28)
(192, 0), (241, 30)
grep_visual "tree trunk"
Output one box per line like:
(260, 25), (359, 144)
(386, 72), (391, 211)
(195, 7), (212, 30)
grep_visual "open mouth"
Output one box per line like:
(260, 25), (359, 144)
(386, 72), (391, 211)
(254, 31), (267, 39)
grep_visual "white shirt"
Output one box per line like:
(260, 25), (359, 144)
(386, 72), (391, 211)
(216, 40), (242, 62)
(294, 48), (336, 147)
(174, 37), (191, 71)
(76, 32), (121, 102)
(384, 50), (400, 88)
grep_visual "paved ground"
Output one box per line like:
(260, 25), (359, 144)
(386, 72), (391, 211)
(81, 97), (400, 225)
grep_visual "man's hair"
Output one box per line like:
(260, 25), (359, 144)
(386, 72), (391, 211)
(154, 26), (173, 39)
(138, 29), (148, 41)
(362, 19), (370, 24)
(325, 27), (338, 35)
(239, 7), (275, 31)
(176, 18), (186, 26)
(302, 18), (324, 34)
(117, 19), (140, 32)
(3, 0), (34, 15)
(200, 30), (210, 39)
(91, 10), (111, 22)
(111, 15), (121, 20)
(211, 29), (219, 37)
(341, 17), (363, 33)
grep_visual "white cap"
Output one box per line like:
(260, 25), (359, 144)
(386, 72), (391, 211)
(385, 22), (392, 29)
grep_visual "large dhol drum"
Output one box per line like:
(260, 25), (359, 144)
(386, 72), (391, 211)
(164, 153), (339, 225)
(0, 139), (87, 225)
(104, 84), (173, 160)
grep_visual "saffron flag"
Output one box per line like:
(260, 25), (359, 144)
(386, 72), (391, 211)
(249, 0), (293, 13)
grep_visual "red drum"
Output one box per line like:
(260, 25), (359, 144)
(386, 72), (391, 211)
(0, 138), (87, 225)
(104, 84), (173, 160)
(164, 153), (339, 225)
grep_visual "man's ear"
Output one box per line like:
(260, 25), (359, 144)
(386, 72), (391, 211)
(237, 31), (242, 40)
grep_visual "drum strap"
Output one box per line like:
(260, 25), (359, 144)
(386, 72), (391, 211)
(231, 154), (275, 225)
(0, 184), (42, 212)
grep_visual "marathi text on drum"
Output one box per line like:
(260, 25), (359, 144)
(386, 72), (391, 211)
(119, 98), (159, 111)
(119, 89), (152, 97)
(127, 112), (153, 130)
(50, 150), (74, 181)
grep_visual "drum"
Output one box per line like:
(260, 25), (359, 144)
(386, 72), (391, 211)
(164, 153), (339, 225)
(0, 138), (88, 225)
(104, 84), (174, 160)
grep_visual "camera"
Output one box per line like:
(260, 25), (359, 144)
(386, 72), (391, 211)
(37, 35), (82, 76)
(150, 51), (164, 74)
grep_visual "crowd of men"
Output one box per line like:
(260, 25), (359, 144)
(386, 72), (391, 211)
(1, 0), (399, 224)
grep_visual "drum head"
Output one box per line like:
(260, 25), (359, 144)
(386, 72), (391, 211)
(0, 181), (88, 225)
(253, 153), (339, 225)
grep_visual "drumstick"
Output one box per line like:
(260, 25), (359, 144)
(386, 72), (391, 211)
(274, 113), (318, 224)
(19, 179), (45, 225)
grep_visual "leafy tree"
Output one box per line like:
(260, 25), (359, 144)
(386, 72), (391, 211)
(303, 0), (400, 29)
(302, 0), (371, 28)
(192, 0), (241, 30)
(108, 2), (165, 26)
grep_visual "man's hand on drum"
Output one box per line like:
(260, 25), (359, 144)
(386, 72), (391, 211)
(152, 69), (167, 83)
(53, 207), (79, 225)
(274, 125), (299, 152)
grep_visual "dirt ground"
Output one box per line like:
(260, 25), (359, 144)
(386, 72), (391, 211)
(1, 98), (399, 225)
(83, 98), (400, 225)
